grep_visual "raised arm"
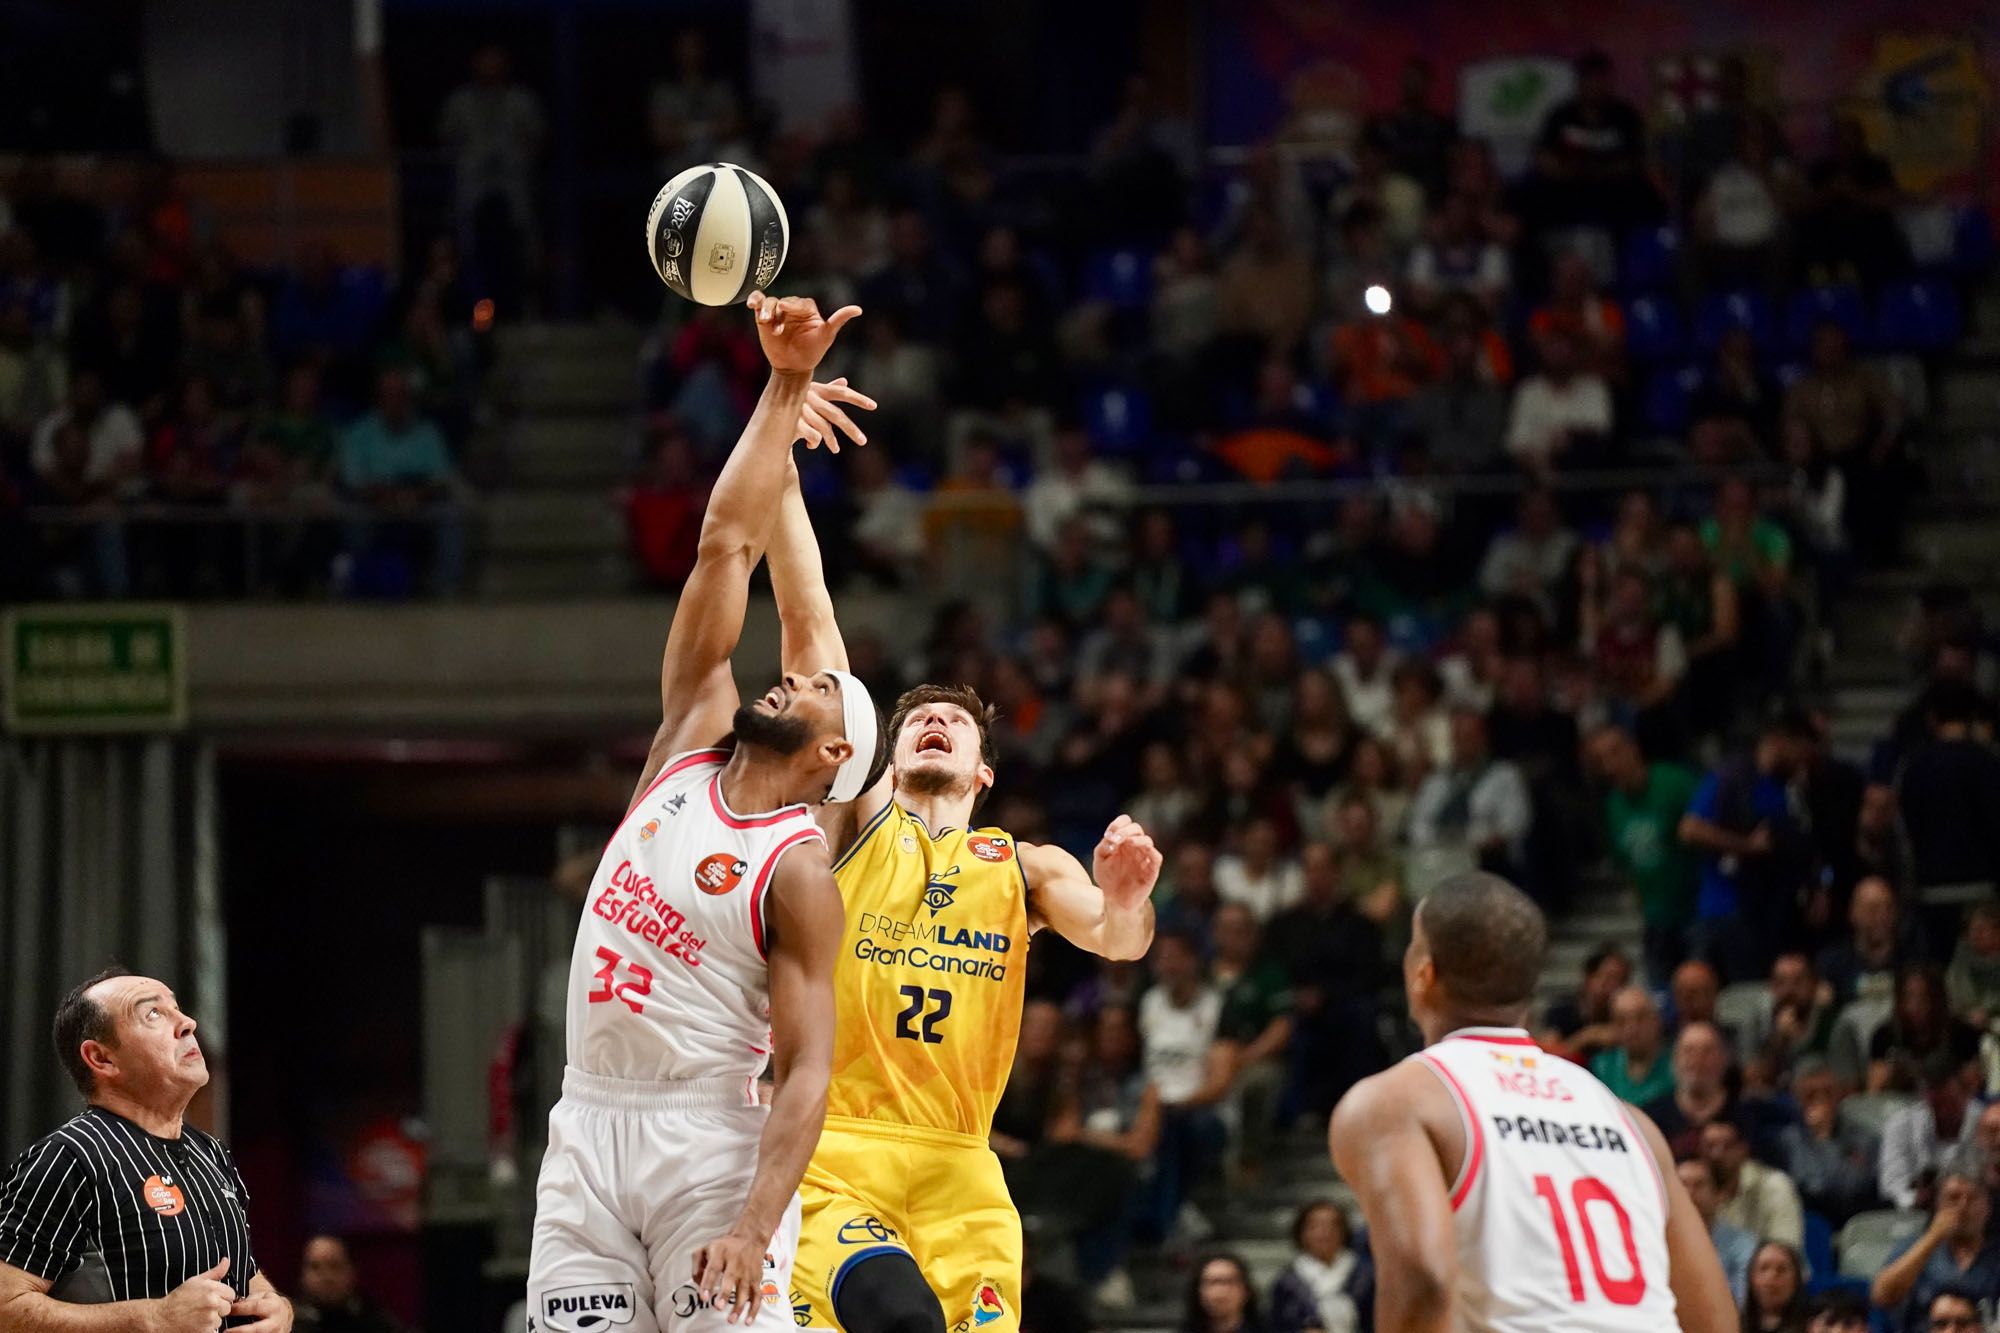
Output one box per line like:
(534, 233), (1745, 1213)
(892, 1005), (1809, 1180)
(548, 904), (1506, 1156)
(1330, 1065), (1457, 1333)
(691, 840), (843, 1323)
(641, 294), (860, 796)
(1021, 815), (1159, 962)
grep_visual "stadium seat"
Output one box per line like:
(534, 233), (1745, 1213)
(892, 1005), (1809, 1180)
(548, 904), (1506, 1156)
(1622, 294), (1684, 362)
(1828, 998), (1894, 1089)
(1620, 224), (1680, 292)
(1956, 205), (1996, 274)
(1872, 354), (1931, 419)
(1714, 981), (1772, 1037)
(1836, 1091), (1914, 1144)
(1693, 289), (1775, 353)
(1642, 365), (1703, 436)
(1873, 278), (1961, 351)
(1785, 285), (1867, 352)
(1802, 1211), (1837, 1290)
(1836, 1209), (1925, 1279)
(1083, 247), (1153, 310)
(1083, 385), (1153, 455)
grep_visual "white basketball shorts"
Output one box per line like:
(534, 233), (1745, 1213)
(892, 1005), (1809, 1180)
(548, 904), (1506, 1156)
(528, 1068), (802, 1333)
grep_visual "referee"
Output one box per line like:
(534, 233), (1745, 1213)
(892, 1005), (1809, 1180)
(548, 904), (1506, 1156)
(0, 968), (293, 1332)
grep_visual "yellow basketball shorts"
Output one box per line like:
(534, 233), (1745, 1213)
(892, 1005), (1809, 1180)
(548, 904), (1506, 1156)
(792, 1116), (1022, 1333)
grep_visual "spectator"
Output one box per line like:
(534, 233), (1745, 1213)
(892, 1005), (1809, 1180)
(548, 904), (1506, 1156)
(1590, 723), (1701, 981)
(1583, 566), (1687, 756)
(1680, 1157), (1758, 1303)
(1879, 1059), (1982, 1210)
(1913, 1290), (1988, 1333)
(1329, 798), (1407, 960)
(1330, 613), (1399, 736)
(296, 1234), (404, 1333)
(31, 366), (143, 499)
(1326, 283), (1442, 457)
(1269, 841), (1386, 1119)
(1406, 194), (1510, 316)
(621, 418), (706, 592)
(952, 279), (1063, 413)
(1784, 322), (1904, 563)
(1679, 712), (1815, 981)
(1077, 586), (1172, 697)
(1656, 524), (1742, 737)
(1181, 1253), (1266, 1333)
(1692, 328), (1785, 460)
(1672, 959), (1726, 1035)
(1780, 1060), (1881, 1223)
(842, 442), (924, 588)
(1330, 736), (1412, 852)
(1871, 972), (1980, 1094)
(646, 29), (737, 167)
(1052, 1002), (1160, 1307)
(1214, 818), (1302, 923)
(269, 245), (384, 374)
(437, 44), (545, 314)
(1819, 876), (1925, 1009)
(1487, 655), (1582, 794)
(1846, 783), (1915, 904)
(1529, 49), (1659, 231)
(1504, 328), (1614, 475)
(1380, 658), (1451, 777)
(67, 283), (168, 422)
(1438, 607), (1507, 713)
(1404, 303), (1510, 474)
(1645, 1020), (1738, 1159)
(1369, 56), (1457, 198)
(0, 297), (66, 439)
(1591, 984), (1677, 1105)
(1152, 226), (1220, 370)
(860, 211), (961, 345)
(1704, 1116), (1805, 1248)
(1702, 476), (1800, 695)
(1215, 205), (1314, 357)
(1478, 486), (1579, 624)
(1795, 117), (1909, 290)
(1896, 683), (2000, 930)
(1544, 945), (1631, 1061)
(1138, 932), (1231, 1243)
(1945, 902), (2000, 1033)
(1806, 1292), (1869, 1332)
(1741, 952), (1836, 1080)
(1691, 120), (1794, 297)
(1871, 1166), (2000, 1333)
(1267, 1202), (1368, 1333)
(336, 366), (465, 596)
(1332, 130), (1427, 254)
(1408, 708), (1533, 890)
(1528, 250), (1627, 379)
(1211, 902), (1293, 1176)
(1740, 1241), (1809, 1333)
(1274, 670), (1359, 838)
(1128, 742), (1200, 851)
(1027, 517), (1117, 630)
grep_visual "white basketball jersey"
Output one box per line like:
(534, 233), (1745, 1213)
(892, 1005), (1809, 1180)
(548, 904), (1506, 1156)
(1411, 1028), (1676, 1332)
(564, 747), (824, 1087)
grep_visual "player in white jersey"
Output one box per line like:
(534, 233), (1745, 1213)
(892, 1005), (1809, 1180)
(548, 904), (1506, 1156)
(531, 293), (883, 1333)
(1331, 872), (1735, 1333)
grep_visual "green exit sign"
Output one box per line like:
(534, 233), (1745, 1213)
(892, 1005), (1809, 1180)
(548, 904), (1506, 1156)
(3, 605), (188, 733)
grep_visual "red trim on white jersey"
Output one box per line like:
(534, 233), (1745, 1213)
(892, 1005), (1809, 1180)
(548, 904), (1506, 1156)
(708, 774), (809, 829)
(1417, 1052), (1486, 1211)
(1450, 1028), (1542, 1048)
(624, 747), (729, 820)
(1614, 1102), (1668, 1210)
(749, 827), (826, 959)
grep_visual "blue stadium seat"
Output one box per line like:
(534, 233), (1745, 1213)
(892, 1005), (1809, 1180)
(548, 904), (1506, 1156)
(1955, 206), (1996, 274)
(1785, 285), (1867, 352)
(1642, 365), (1703, 436)
(1802, 1211), (1837, 1290)
(1693, 290), (1775, 353)
(1623, 294), (1685, 362)
(1083, 248), (1153, 310)
(1083, 385), (1153, 455)
(1873, 278), (1961, 351)
(1619, 224), (1680, 292)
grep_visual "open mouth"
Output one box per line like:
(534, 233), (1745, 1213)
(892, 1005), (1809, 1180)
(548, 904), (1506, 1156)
(761, 686), (784, 710)
(916, 730), (951, 755)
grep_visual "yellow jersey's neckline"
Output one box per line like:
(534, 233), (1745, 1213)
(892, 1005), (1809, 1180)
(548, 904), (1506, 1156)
(897, 801), (959, 842)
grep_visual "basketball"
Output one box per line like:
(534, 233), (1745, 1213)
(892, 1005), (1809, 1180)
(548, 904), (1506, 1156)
(644, 162), (789, 306)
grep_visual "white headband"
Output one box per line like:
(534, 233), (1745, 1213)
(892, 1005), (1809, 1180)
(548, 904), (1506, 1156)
(825, 669), (878, 804)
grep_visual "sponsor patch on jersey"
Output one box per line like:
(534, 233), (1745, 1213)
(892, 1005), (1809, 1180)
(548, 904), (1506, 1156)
(542, 1283), (637, 1332)
(899, 832), (917, 854)
(923, 865), (961, 915)
(836, 1215), (900, 1246)
(966, 835), (1012, 863)
(638, 819), (660, 842)
(972, 1280), (1006, 1327)
(140, 1174), (185, 1216)
(791, 1288), (813, 1327)
(695, 852), (749, 896)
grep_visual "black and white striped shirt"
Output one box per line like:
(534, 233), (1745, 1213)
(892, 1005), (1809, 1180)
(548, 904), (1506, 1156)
(0, 1106), (259, 1305)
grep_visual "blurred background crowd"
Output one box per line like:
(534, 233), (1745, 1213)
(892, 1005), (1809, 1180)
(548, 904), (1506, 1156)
(3, 2), (2000, 1331)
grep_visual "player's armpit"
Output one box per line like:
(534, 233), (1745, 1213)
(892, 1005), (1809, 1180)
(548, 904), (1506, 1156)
(729, 841), (841, 1247)
(1626, 1104), (1736, 1333)
(1330, 1067), (1457, 1333)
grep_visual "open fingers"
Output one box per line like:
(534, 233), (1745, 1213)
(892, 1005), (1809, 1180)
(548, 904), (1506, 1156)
(816, 401), (866, 447)
(819, 381), (879, 411)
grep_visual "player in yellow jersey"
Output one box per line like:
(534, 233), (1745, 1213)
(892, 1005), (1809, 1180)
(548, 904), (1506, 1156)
(755, 392), (1160, 1333)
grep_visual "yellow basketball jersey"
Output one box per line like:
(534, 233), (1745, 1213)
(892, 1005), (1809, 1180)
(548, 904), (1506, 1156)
(826, 801), (1029, 1137)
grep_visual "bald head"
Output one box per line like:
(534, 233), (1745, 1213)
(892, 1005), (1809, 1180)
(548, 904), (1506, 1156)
(1610, 985), (1662, 1057)
(1675, 1020), (1730, 1094)
(1414, 872), (1547, 1013)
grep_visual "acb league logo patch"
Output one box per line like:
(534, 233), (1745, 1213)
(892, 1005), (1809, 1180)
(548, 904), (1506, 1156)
(694, 852), (749, 895)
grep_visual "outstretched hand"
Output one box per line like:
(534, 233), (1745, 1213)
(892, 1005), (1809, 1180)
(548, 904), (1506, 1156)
(1092, 814), (1162, 911)
(748, 292), (861, 374)
(796, 378), (877, 452)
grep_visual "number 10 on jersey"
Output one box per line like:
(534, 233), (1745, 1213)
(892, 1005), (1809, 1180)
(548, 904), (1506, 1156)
(1533, 1174), (1646, 1306)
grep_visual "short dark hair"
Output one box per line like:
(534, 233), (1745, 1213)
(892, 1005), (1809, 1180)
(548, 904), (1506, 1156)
(1806, 1289), (1868, 1324)
(1583, 944), (1629, 978)
(1183, 1251), (1260, 1333)
(1290, 1200), (1349, 1251)
(53, 966), (132, 1098)
(1420, 872), (1547, 1012)
(1929, 1286), (1982, 1319)
(890, 683), (997, 813)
